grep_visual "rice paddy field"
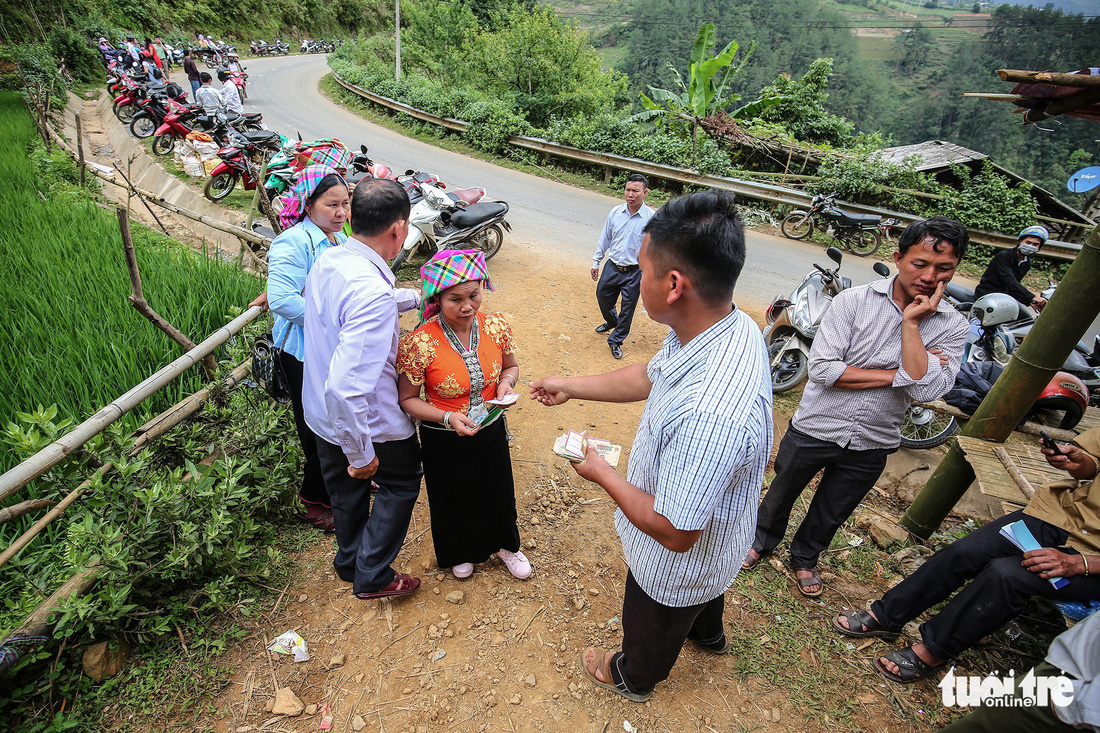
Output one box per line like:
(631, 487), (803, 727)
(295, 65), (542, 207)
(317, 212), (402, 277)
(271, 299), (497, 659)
(0, 91), (261, 475)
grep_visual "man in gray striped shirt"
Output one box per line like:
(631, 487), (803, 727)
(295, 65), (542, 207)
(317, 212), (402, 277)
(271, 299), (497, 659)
(531, 190), (773, 702)
(745, 216), (970, 597)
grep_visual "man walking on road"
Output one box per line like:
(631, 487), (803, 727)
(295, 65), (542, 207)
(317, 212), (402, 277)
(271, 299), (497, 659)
(743, 216), (970, 598)
(591, 174), (653, 360)
(533, 190), (773, 702)
(302, 179), (424, 602)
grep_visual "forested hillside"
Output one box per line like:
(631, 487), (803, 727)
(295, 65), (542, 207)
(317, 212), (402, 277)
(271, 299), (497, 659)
(0, 0), (388, 42)
(599, 0), (1099, 202)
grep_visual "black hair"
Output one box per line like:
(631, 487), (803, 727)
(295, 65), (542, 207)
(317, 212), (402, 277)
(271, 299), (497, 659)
(199, 72), (211, 83)
(350, 179), (410, 238)
(897, 216), (969, 261)
(626, 173), (648, 189)
(152, 68), (163, 79)
(183, 49), (191, 57)
(643, 189), (745, 304)
(306, 174), (348, 212)
(144, 37), (153, 47)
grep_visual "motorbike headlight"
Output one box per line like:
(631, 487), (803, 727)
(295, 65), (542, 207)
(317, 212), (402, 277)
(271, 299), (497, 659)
(790, 304), (815, 337)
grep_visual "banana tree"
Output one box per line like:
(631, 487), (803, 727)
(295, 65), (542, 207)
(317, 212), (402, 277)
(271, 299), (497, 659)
(628, 23), (777, 161)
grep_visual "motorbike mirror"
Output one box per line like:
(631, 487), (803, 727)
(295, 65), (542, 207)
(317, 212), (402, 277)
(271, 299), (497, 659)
(873, 262), (891, 277)
(826, 246), (843, 265)
(297, 131), (302, 141)
(361, 144), (368, 154)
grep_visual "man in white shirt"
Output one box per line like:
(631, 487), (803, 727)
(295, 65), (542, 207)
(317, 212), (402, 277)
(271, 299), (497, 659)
(532, 190), (773, 702)
(217, 69), (243, 115)
(194, 73), (222, 115)
(302, 179), (424, 601)
(591, 174), (654, 360)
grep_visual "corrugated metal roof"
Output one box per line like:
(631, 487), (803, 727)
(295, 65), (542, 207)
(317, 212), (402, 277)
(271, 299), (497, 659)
(876, 140), (988, 171)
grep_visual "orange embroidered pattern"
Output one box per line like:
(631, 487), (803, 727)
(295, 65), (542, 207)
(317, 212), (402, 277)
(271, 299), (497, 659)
(396, 330), (439, 386)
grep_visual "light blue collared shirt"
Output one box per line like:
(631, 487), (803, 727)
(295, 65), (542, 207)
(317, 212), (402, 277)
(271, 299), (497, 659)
(267, 218), (346, 361)
(592, 202), (654, 269)
(301, 238), (420, 468)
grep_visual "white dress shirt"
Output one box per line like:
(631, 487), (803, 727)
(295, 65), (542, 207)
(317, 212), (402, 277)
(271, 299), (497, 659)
(616, 307), (774, 606)
(221, 81), (243, 115)
(195, 84), (222, 114)
(302, 238), (420, 468)
(592, 202), (654, 269)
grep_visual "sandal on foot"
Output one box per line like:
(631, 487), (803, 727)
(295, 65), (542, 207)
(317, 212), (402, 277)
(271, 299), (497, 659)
(832, 610), (899, 642)
(793, 567), (824, 597)
(873, 646), (944, 684)
(580, 648), (652, 703)
(355, 573), (420, 601)
(741, 548), (764, 571)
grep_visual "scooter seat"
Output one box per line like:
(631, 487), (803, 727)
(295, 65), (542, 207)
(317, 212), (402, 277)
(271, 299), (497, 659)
(945, 283), (975, 303)
(241, 130), (279, 145)
(450, 202), (508, 229)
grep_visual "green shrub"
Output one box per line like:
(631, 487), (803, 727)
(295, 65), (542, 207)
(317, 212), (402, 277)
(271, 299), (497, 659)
(934, 161), (1038, 234)
(14, 44), (67, 109)
(462, 100), (530, 154)
(49, 26), (104, 85)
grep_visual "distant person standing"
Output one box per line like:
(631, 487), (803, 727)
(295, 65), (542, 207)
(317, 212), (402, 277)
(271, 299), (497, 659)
(182, 50), (200, 101)
(591, 174), (654, 360)
(154, 36), (172, 73)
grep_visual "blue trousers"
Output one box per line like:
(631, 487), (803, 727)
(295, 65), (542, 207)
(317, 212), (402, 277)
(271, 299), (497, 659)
(190, 79), (201, 102)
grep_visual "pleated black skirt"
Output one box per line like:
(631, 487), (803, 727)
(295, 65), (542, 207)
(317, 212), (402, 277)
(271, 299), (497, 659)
(418, 417), (521, 568)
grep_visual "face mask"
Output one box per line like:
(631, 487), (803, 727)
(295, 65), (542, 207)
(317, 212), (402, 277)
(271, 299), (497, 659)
(1018, 243), (1040, 256)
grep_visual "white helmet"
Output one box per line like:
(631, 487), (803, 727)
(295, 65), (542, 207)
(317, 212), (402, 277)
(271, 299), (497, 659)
(971, 293), (1020, 327)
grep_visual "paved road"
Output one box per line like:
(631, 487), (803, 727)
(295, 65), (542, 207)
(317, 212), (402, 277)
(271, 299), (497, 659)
(239, 54), (898, 311)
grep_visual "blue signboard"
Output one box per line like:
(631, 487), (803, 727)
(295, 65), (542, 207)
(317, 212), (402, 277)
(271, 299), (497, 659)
(1068, 166), (1100, 193)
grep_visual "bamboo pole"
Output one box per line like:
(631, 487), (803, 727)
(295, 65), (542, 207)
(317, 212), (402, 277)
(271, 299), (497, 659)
(993, 446), (1036, 500)
(130, 360), (252, 452)
(960, 93), (1033, 102)
(114, 160), (170, 236)
(75, 108), (85, 185)
(0, 499), (54, 526)
(997, 69), (1100, 88)
(117, 207), (217, 378)
(0, 306), (262, 504)
(0, 566), (103, 675)
(0, 465), (115, 569)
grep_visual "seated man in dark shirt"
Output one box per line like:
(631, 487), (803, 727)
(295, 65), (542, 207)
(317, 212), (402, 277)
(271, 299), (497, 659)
(973, 225), (1049, 312)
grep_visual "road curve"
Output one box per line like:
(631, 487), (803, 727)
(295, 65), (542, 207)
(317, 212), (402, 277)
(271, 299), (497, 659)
(240, 54), (915, 309)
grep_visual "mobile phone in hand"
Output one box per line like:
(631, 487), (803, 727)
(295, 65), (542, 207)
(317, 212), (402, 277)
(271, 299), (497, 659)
(1040, 430), (1065, 455)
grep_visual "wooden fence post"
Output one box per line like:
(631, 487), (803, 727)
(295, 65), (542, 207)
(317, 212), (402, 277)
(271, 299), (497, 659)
(75, 108), (86, 185)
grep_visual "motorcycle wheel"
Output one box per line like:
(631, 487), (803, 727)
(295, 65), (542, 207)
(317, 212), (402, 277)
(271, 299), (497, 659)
(152, 133), (175, 156)
(899, 405), (959, 450)
(780, 213), (814, 240)
(767, 339), (809, 393)
(848, 229), (882, 257)
(390, 247), (411, 274)
(114, 102), (137, 123)
(469, 224), (504, 260)
(204, 172), (238, 201)
(129, 115), (156, 139)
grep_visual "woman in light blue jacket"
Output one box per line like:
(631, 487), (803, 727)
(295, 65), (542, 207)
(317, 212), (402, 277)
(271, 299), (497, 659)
(265, 164), (350, 532)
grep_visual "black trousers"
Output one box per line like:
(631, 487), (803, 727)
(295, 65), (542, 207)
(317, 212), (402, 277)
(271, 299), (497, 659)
(316, 434), (422, 595)
(754, 425), (894, 569)
(278, 351), (328, 506)
(596, 264), (641, 347)
(609, 571), (725, 695)
(872, 510), (1100, 660)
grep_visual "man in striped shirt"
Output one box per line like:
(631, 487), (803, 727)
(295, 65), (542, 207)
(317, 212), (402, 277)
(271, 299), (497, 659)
(531, 190), (773, 702)
(744, 216), (970, 597)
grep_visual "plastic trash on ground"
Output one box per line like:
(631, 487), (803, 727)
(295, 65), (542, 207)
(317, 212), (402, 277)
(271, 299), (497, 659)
(268, 630), (310, 662)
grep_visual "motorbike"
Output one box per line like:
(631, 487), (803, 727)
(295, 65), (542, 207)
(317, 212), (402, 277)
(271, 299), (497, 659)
(781, 192), (886, 257)
(152, 108), (266, 156)
(390, 182), (510, 273)
(762, 246), (891, 392)
(112, 73), (150, 123)
(204, 128), (284, 201)
(128, 85), (190, 138)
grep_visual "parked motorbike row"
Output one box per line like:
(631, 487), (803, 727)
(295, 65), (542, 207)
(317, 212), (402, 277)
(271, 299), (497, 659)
(103, 60), (511, 273)
(248, 40), (290, 57)
(762, 247), (1100, 450)
(299, 39), (339, 54)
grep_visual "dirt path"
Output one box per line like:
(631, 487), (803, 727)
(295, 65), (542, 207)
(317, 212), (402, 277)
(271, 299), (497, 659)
(196, 240), (955, 733)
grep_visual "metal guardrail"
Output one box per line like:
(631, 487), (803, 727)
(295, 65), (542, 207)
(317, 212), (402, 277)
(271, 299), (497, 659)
(331, 71), (1081, 261)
